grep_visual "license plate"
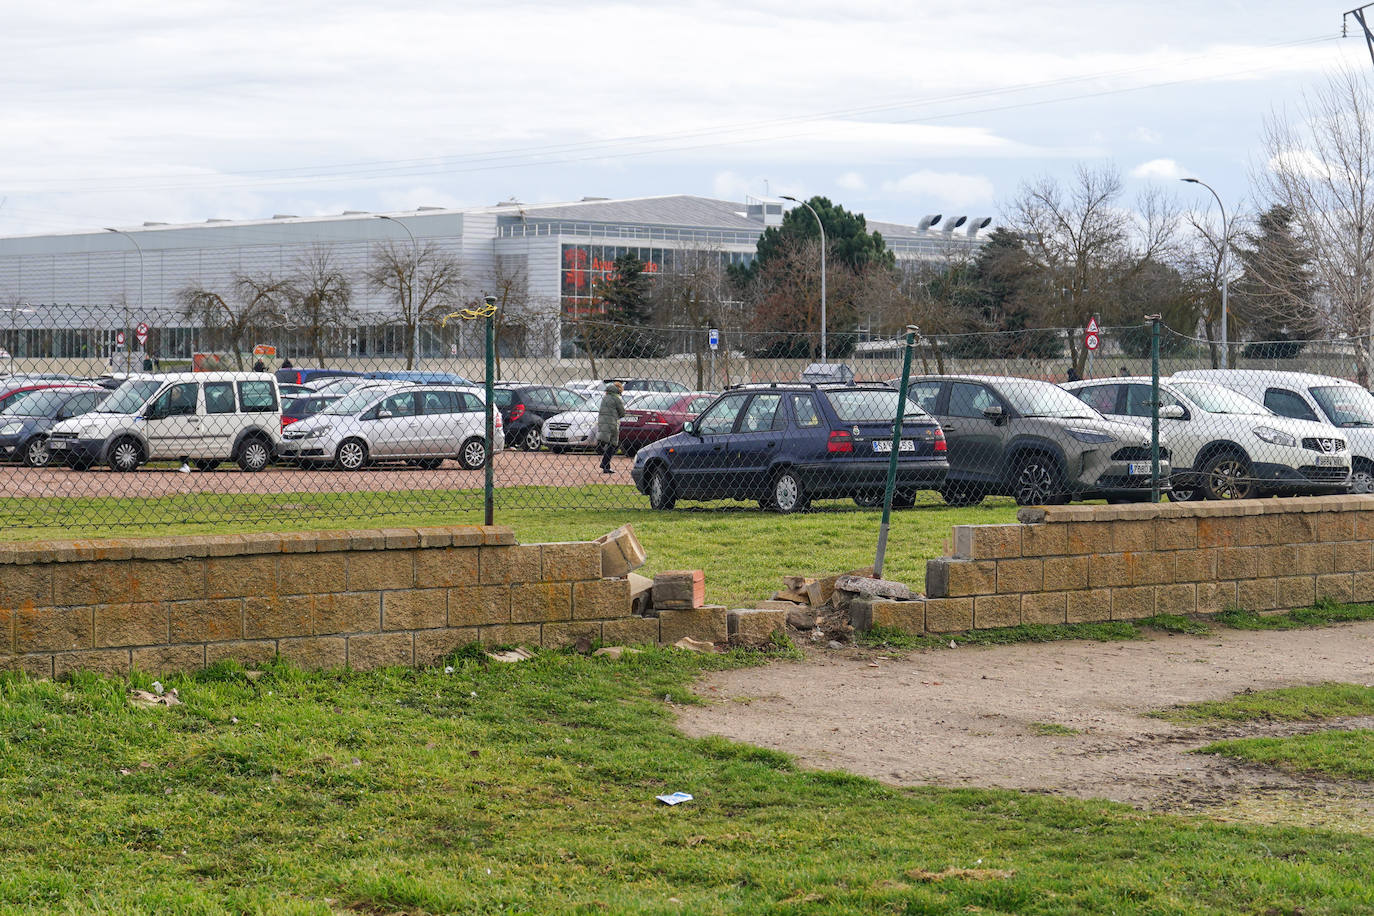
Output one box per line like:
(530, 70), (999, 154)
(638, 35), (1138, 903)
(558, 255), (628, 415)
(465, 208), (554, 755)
(873, 439), (915, 453)
(1316, 455), (1344, 467)
(49, 440), (68, 450)
(1127, 461), (1151, 475)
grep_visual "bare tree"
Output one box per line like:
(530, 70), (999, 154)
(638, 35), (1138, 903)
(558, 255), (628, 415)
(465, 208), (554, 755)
(177, 274), (290, 369)
(285, 245), (353, 368)
(1174, 206), (1244, 367)
(364, 240), (465, 369)
(651, 248), (728, 388)
(1259, 67), (1374, 382)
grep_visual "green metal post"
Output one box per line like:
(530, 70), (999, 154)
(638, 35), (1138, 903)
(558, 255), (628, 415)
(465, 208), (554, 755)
(483, 296), (497, 526)
(1149, 314), (1161, 503)
(874, 325), (919, 579)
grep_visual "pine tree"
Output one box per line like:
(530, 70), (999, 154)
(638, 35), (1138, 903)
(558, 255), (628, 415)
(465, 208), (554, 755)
(1232, 205), (1319, 357)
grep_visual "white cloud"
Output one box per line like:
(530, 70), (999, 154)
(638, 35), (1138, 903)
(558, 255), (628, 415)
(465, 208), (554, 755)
(1267, 149), (1327, 180)
(881, 171), (995, 207)
(836, 171), (867, 191)
(1132, 126), (1163, 144)
(711, 171), (756, 200)
(1130, 158), (1186, 180)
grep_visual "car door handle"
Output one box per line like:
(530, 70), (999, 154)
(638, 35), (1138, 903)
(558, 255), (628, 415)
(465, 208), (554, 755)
(711, 445), (724, 451)
(943, 423), (958, 431)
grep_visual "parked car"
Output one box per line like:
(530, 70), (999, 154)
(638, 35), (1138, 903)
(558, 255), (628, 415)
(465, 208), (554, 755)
(48, 372), (282, 471)
(542, 391), (653, 452)
(280, 394), (341, 429)
(1173, 369), (1374, 493)
(279, 383), (314, 399)
(631, 383), (948, 513)
(1064, 377), (1350, 500)
(275, 367), (362, 386)
(799, 363), (855, 385)
(617, 391), (717, 455)
(564, 378), (687, 397)
(0, 382), (88, 414)
(0, 386), (107, 467)
(279, 384), (501, 470)
(492, 384), (586, 451)
(906, 375), (1172, 506)
(363, 370), (473, 386)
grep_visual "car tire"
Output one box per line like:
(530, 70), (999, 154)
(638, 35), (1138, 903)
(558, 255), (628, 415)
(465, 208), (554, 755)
(194, 459), (221, 472)
(108, 436), (142, 472)
(1200, 452), (1255, 500)
(236, 437), (271, 472)
(549, 445), (566, 454)
(647, 466), (677, 510)
(1169, 473), (1205, 501)
(940, 484), (985, 508)
(459, 437), (487, 470)
(521, 428), (544, 452)
(1352, 461), (1374, 494)
(21, 435), (50, 468)
(335, 438), (368, 471)
(892, 489), (917, 509)
(621, 443), (639, 457)
(1012, 454), (1065, 506)
(852, 491), (883, 507)
(770, 469), (809, 514)
(415, 457), (444, 470)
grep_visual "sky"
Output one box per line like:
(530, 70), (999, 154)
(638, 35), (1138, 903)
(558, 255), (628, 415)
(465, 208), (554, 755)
(0, 1), (1366, 238)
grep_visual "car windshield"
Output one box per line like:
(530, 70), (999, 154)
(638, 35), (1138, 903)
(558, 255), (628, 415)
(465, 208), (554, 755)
(1170, 382), (1268, 415)
(324, 387), (390, 416)
(0, 389), (84, 417)
(1310, 385), (1374, 427)
(101, 379), (162, 414)
(629, 393), (683, 411)
(827, 389), (927, 422)
(997, 380), (1100, 418)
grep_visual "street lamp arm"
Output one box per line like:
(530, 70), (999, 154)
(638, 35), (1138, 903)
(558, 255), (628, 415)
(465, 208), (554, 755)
(1181, 178), (1230, 369)
(780, 196), (828, 361)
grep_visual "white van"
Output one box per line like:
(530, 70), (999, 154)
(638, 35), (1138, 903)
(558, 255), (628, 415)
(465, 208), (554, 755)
(48, 372), (282, 471)
(1174, 369), (1374, 493)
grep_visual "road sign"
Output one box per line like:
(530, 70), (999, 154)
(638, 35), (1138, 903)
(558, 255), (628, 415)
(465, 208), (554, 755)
(708, 328), (719, 351)
(1085, 317), (1099, 335)
(135, 322), (149, 346)
(252, 344), (277, 357)
(1085, 332), (1100, 351)
(116, 331), (125, 346)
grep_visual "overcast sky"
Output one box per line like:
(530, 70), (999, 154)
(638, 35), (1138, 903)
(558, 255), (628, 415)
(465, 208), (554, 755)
(0, 1), (1364, 237)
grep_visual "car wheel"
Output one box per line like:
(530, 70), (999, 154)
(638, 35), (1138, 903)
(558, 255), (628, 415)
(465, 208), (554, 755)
(1201, 452), (1255, 500)
(852, 490), (883, 507)
(1012, 455), (1064, 506)
(335, 438), (368, 471)
(194, 459), (221, 472)
(21, 435), (50, 468)
(459, 437), (487, 470)
(770, 469), (809, 514)
(236, 437), (271, 472)
(415, 457), (444, 470)
(1169, 473), (1204, 501)
(647, 466), (677, 510)
(521, 428), (544, 452)
(892, 489), (917, 509)
(549, 445), (565, 454)
(1352, 462), (1374, 494)
(621, 443), (639, 457)
(108, 436), (142, 472)
(940, 484), (985, 508)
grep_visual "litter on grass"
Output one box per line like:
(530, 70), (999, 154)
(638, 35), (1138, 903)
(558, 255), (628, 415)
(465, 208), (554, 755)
(656, 792), (694, 806)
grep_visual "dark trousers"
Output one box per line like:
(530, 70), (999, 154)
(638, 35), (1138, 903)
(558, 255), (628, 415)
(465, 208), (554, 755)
(599, 441), (616, 471)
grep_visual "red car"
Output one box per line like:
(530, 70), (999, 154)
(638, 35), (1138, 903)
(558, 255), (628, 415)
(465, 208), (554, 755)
(0, 383), (92, 414)
(617, 391), (717, 455)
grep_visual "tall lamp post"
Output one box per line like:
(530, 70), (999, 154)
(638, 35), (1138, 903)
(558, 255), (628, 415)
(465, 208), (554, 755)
(104, 228), (144, 373)
(1180, 178), (1230, 369)
(780, 195), (828, 362)
(376, 214), (421, 368)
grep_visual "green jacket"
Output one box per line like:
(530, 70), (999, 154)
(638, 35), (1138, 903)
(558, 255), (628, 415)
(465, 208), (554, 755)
(597, 386), (625, 445)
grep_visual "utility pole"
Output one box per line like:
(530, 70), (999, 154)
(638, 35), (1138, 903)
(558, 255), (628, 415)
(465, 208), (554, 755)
(1345, 4), (1374, 67)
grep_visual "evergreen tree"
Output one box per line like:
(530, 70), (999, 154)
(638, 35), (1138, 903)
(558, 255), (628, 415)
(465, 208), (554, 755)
(595, 253), (663, 357)
(1231, 205), (1319, 357)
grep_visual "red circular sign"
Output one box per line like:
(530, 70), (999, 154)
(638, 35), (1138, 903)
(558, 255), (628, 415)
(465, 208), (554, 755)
(115, 331), (125, 346)
(1085, 332), (1100, 351)
(135, 322), (149, 345)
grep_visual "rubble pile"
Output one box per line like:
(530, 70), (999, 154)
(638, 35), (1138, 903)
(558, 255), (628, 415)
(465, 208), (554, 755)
(761, 567), (917, 646)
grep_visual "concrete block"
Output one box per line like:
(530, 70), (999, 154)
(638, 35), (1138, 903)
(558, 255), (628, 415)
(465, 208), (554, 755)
(833, 576), (912, 600)
(0, 564), (52, 611)
(348, 551), (415, 591)
(658, 606), (729, 644)
(244, 595), (312, 639)
(1021, 592), (1067, 625)
(413, 627), (482, 665)
(169, 598), (243, 644)
(925, 559), (996, 598)
(1196, 517), (1244, 548)
(444, 526), (487, 547)
(996, 558), (1043, 594)
(94, 602), (168, 648)
(853, 598), (922, 632)
(1276, 576), (1317, 610)
(449, 585), (512, 627)
(1154, 518), (1197, 551)
(1126, 552), (1174, 586)
(206, 640), (278, 669)
(1043, 555), (1088, 591)
(973, 594), (1019, 629)
(382, 588), (448, 631)
(1197, 581), (1238, 615)
(1113, 520), (1154, 553)
(1296, 543), (1337, 576)
(1020, 523), (1067, 557)
(540, 542), (602, 581)
(653, 570), (705, 609)
(124, 559), (205, 605)
(415, 527), (454, 548)
(541, 621), (603, 649)
(1237, 577), (1278, 612)
(413, 547), (480, 589)
(1335, 541), (1372, 573)
(278, 636), (347, 670)
(628, 573), (654, 615)
(478, 545), (542, 584)
(15, 606), (92, 653)
(595, 525), (647, 577)
(347, 632), (414, 671)
(1154, 583), (1196, 617)
(1066, 588), (1112, 623)
(1065, 522), (1107, 555)
(380, 528), (422, 550)
(312, 592), (381, 635)
(1088, 553), (1131, 589)
(53, 649), (130, 679)
(573, 578), (633, 620)
(953, 524), (1022, 559)
(601, 615), (660, 646)
(923, 598), (973, 632)
(1111, 586), (1155, 620)
(478, 623), (541, 647)
(482, 526), (518, 546)
(728, 608), (788, 646)
(511, 582), (573, 624)
(133, 644), (205, 674)
(1354, 571), (1374, 603)
(1173, 548), (1217, 583)
(1316, 573), (1355, 605)
(277, 532), (319, 554)
(0, 654), (53, 678)
(1316, 512), (1357, 543)
(277, 554), (346, 596)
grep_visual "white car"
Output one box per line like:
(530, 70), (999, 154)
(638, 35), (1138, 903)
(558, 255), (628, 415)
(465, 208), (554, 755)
(47, 372), (283, 472)
(1173, 368), (1374, 493)
(279, 383), (502, 470)
(1064, 376), (1351, 500)
(542, 391), (650, 452)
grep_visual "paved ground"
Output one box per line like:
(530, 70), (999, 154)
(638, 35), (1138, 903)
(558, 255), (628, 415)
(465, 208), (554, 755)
(676, 622), (1374, 821)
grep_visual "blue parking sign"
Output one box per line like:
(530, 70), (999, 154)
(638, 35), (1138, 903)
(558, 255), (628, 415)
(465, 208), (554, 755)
(708, 328), (719, 350)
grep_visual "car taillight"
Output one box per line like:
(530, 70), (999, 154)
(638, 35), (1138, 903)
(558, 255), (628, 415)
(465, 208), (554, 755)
(281, 416), (298, 428)
(934, 428), (947, 452)
(650, 412), (667, 424)
(827, 430), (853, 453)
(509, 404), (525, 422)
(494, 414), (502, 428)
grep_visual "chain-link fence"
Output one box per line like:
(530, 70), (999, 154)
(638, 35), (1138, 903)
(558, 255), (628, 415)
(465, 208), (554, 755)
(1, 305), (1370, 529)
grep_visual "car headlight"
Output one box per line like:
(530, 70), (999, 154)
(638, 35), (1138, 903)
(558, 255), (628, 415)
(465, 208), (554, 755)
(1252, 426), (1296, 448)
(289, 428), (325, 440)
(1065, 428), (1117, 444)
(0, 422), (22, 436)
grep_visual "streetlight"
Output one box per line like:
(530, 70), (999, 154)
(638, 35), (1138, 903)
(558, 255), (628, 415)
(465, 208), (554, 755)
(376, 214), (421, 368)
(104, 228), (144, 373)
(1180, 178), (1230, 369)
(780, 195), (828, 362)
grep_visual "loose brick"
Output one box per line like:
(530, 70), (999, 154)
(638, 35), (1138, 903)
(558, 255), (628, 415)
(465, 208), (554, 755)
(1276, 576), (1317, 610)
(652, 570), (706, 609)
(133, 644), (205, 674)
(1316, 573), (1355, 605)
(1021, 592), (1067, 625)
(511, 582), (573, 624)
(659, 606), (729, 644)
(348, 632), (414, 671)
(449, 585), (511, 627)
(478, 546), (542, 584)
(53, 649), (129, 679)
(996, 558), (1043, 594)
(1066, 588), (1112, 623)
(925, 559), (996, 598)
(478, 623), (541, 647)
(728, 608), (789, 646)
(594, 525), (647, 577)
(414, 627), (482, 665)
(540, 542), (602, 581)
(278, 554), (346, 595)
(542, 621), (603, 649)
(1042, 556), (1088, 591)
(244, 595), (312, 639)
(1089, 553), (1131, 588)
(601, 616), (660, 646)
(973, 594), (1019, 629)
(866, 599), (926, 633)
(1237, 577), (1278, 612)
(1197, 581), (1239, 614)
(1111, 586), (1155, 620)
(413, 547), (480, 588)
(923, 598), (973, 632)
(573, 579), (633, 620)
(277, 636), (347, 670)
(1154, 583), (1196, 617)
(206, 640), (278, 669)
(382, 588), (448, 630)
(348, 552), (415, 591)
(1020, 523), (1067, 557)
(169, 598), (243, 643)
(312, 592), (381, 635)
(205, 555), (277, 600)
(953, 525), (1021, 559)
(15, 606), (92, 653)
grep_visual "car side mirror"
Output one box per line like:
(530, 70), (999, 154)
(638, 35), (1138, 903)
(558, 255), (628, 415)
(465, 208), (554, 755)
(1159, 405), (1185, 420)
(377, 409), (393, 420)
(683, 420), (698, 436)
(982, 405), (1005, 423)
(144, 405), (165, 420)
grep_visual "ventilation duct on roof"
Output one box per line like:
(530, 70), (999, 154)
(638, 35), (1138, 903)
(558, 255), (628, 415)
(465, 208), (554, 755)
(917, 214), (941, 230)
(941, 216), (968, 233)
(967, 217), (992, 236)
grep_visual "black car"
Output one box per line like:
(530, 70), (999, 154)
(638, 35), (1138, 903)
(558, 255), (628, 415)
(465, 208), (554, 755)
(0, 386), (108, 467)
(281, 394), (341, 430)
(492, 385), (586, 451)
(630, 383), (948, 513)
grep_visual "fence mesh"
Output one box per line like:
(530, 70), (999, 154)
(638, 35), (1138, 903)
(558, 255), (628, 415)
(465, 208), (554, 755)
(1, 304), (1370, 530)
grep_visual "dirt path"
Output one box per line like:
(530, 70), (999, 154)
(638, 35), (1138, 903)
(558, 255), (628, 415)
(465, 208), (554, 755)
(676, 622), (1374, 816)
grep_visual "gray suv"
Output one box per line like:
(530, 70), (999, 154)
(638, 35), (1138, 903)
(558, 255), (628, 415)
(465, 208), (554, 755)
(905, 375), (1172, 506)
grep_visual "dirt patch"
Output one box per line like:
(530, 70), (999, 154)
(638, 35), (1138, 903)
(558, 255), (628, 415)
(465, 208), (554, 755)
(676, 621), (1374, 822)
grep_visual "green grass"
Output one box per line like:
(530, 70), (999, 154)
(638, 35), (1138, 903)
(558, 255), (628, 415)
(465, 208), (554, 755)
(1152, 683), (1374, 725)
(4, 653), (1374, 914)
(1213, 599), (1374, 631)
(1199, 730), (1374, 782)
(1138, 614), (1212, 635)
(858, 620), (1142, 650)
(1028, 722), (1081, 737)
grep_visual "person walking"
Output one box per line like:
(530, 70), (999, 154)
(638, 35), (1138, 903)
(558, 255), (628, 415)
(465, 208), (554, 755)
(596, 381), (625, 474)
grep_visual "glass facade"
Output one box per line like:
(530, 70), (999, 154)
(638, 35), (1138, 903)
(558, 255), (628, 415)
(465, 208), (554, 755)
(559, 244), (752, 317)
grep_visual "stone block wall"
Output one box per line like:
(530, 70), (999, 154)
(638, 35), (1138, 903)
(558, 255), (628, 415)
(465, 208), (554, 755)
(0, 525), (696, 679)
(855, 495), (1374, 635)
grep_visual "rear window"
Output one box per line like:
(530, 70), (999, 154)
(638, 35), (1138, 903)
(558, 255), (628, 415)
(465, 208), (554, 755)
(237, 380), (278, 412)
(826, 389), (927, 422)
(630, 393), (682, 411)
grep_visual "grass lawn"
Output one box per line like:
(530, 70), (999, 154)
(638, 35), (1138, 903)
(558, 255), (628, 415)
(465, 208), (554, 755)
(1152, 683), (1374, 725)
(4, 651), (1374, 914)
(1199, 731), (1374, 783)
(0, 487), (1020, 607)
